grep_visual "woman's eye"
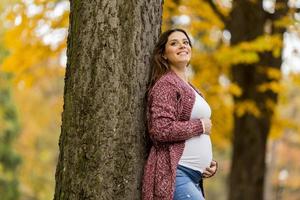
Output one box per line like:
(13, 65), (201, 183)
(183, 41), (189, 45)
(171, 42), (178, 46)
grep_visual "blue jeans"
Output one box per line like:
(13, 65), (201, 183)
(173, 165), (205, 200)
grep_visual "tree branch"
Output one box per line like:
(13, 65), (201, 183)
(203, 0), (228, 24)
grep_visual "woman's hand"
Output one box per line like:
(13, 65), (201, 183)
(202, 160), (218, 178)
(201, 118), (212, 134)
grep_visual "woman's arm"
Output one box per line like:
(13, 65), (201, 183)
(148, 81), (204, 143)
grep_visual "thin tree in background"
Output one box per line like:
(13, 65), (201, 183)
(0, 73), (21, 200)
(206, 0), (290, 199)
(226, 1), (289, 200)
(54, 1), (162, 199)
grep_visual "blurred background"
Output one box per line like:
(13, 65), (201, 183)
(0, 0), (299, 200)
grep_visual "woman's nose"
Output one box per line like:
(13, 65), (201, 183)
(179, 43), (186, 49)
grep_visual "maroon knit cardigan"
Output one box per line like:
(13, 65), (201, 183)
(142, 70), (205, 200)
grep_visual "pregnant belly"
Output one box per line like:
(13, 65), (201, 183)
(179, 134), (213, 172)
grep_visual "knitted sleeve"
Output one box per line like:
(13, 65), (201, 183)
(148, 81), (204, 143)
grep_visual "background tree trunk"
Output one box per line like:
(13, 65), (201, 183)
(0, 73), (21, 200)
(227, 1), (288, 200)
(54, 1), (162, 199)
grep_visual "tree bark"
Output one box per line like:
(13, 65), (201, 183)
(226, 1), (288, 200)
(54, 1), (162, 199)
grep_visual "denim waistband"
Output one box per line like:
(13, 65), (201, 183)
(177, 165), (205, 197)
(177, 165), (202, 184)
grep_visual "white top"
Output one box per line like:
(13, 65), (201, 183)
(178, 86), (213, 173)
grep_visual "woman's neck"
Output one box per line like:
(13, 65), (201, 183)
(171, 66), (189, 83)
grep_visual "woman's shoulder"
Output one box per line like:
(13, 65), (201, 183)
(152, 70), (183, 90)
(155, 70), (184, 87)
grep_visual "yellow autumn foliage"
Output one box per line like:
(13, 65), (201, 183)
(257, 81), (284, 93)
(227, 83), (242, 97)
(0, 0), (68, 199)
(215, 34), (283, 67)
(234, 100), (261, 117)
(265, 67), (282, 80)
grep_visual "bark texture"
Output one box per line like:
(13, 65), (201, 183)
(54, 0), (162, 199)
(226, 1), (288, 200)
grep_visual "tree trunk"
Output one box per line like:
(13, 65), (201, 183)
(227, 1), (288, 200)
(0, 73), (21, 200)
(54, 1), (162, 199)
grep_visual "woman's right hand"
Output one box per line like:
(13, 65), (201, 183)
(201, 118), (212, 134)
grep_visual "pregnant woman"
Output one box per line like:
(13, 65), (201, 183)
(142, 28), (217, 200)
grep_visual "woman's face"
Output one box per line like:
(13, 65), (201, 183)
(163, 31), (191, 69)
